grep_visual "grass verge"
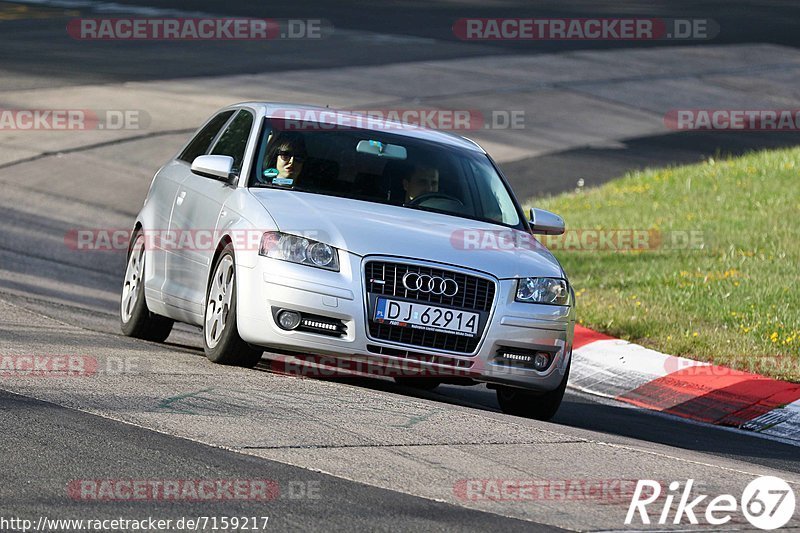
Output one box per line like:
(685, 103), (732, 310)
(527, 147), (800, 382)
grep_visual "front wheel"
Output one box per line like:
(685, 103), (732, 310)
(203, 244), (263, 368)
(120, 229), (174, 342)
(496, 360), (570, 421)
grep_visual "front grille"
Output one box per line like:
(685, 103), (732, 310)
(366, 344), (474, 369)
(364, 260), (496, 353)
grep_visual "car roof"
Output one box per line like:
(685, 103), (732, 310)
(230, 102), (486, 154)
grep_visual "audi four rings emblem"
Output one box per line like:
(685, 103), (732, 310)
(402, 273), (459, 297)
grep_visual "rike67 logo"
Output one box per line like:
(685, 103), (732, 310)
(626, 477), (795, 530)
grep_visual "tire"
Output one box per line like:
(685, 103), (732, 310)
(203, 243), (263, 367)
(394, 377), (441, 391)
(120, 229), (174, 342)
(495, 360), (570, 421)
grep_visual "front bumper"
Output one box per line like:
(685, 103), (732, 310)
(237, 253), (575, 392)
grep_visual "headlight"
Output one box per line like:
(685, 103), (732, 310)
(259, 232), (339, 271)
(516, 277), (570, 305)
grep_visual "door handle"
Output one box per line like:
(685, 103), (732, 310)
(176, 191), (186, 206)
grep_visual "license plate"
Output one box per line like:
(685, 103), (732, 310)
(373, 298), (479, 337)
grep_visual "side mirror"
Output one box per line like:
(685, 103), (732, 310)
(529, 208), (565, 235)
(191, 155), (237, 183)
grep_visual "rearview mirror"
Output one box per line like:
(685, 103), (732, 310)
(529, 208), (565, 235)
(356, 140), (407, 160)
(191, 155), (236, 183)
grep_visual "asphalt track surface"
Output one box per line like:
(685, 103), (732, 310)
(3, 0), (800, 85)
(0, 1), (799, 531)
(3, 0), (800, 195)
(1, 390), (554, 532)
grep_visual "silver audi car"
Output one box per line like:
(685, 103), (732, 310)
(120, 102), (576, 420)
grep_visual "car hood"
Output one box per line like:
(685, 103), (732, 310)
(249, 189), (564, 279)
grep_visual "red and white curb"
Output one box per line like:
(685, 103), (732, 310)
(570, 326), (800, 444)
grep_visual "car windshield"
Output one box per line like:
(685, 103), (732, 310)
(249, 118), (522, 228)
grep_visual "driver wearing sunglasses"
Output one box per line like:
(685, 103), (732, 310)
(277, 149), (305, 179)
(266, 133), (307, 182)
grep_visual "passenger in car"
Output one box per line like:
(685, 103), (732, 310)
(403, 165), (439, 203)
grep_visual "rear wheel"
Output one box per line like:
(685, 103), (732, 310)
(203, 244), (263, 368)
(496, 360), (570, 421)
(120, 229), (174, 342)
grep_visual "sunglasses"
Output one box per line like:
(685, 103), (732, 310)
(278, 150), (306, 163)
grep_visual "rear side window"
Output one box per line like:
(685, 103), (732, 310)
(178, 110), (235, 163)
(210, 110), (255, 172)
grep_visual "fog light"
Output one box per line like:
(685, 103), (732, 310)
(301, 318), (338, 331)
(502, 352), (533, 364)
(533, 352), (550, 370)
(277, 310), (302, 330)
